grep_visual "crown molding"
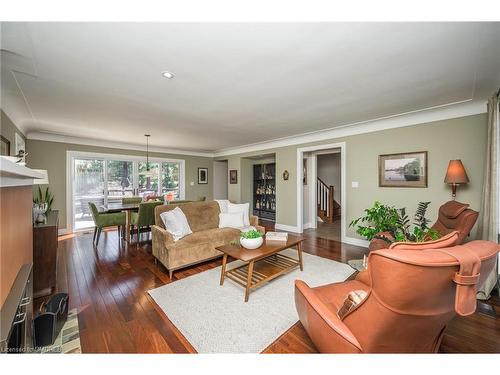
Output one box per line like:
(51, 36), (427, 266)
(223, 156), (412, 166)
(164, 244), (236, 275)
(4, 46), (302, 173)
(26, 131), (215, 158)
(213, 99), (487, 157)
(24, 99), (487, 159)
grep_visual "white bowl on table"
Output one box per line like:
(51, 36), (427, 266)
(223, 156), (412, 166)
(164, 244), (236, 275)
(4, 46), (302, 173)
(240, 236), (263, 249)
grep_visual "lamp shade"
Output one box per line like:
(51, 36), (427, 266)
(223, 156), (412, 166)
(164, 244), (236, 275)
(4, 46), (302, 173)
(444, 160), (469, 184)
(33, 169), (49, 185)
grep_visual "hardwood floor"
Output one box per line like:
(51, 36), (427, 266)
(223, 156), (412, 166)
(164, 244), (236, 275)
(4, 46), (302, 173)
(35, 226), (500, 353)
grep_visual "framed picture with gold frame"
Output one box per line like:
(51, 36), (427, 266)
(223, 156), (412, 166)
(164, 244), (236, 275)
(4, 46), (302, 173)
(378, 151), (427, 188)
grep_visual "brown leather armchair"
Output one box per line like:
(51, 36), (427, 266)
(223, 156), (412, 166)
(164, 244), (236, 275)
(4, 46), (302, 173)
(295, 240), (499, 353)
(431, 201), (479, 244)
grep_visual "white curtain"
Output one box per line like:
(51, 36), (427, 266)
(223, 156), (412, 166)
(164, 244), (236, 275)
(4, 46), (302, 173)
(476, 92), (499, 299)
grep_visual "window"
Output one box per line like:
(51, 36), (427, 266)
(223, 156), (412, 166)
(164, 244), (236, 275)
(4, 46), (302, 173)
(107, 160), (134, 200)
(162, 162), (180, 198)
(69, 151), (185, 231)
(138, 162), (160, 197)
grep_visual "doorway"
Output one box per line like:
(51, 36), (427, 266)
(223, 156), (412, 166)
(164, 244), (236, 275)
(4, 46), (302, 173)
(296, 142), (346, 242)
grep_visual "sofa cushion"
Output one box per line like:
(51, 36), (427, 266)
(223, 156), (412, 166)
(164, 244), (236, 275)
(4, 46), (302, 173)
(216, 199), (230, 214)
(228, 202), (250, 226)
(219, 212), (245, 229)
(160, 207), (192, 241)
(172, 227), (240, 249)
(155, 201), (220, 232)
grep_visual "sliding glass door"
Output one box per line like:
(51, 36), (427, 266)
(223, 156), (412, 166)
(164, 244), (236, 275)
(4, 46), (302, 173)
(73, 159), (105, 231)
(70, 152), (184, 232)
(107, 160), (134, 203)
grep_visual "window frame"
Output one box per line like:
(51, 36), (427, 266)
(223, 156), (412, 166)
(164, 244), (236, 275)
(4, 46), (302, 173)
(67, 150), (185, 233)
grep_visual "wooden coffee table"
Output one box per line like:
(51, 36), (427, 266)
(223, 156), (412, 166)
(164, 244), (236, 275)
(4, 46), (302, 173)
(217, 235), (305, 302)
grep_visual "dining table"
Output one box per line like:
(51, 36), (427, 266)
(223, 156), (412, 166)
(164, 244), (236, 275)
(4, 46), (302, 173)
(99, 202), (139, 242)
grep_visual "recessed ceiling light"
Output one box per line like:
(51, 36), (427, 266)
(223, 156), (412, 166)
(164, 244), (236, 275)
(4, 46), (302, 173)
(162, 71), (175, 79)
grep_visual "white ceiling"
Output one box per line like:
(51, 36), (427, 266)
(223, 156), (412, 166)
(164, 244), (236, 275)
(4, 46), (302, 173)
(1, 22), (500, 153)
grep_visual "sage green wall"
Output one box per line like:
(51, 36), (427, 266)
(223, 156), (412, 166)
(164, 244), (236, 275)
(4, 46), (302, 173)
(0, 110), (26, 155)
(227, 156), (241, 202)
(26, 139), (214, 229)
(240, 159), (254, 209)
(218, 113), (488, 240)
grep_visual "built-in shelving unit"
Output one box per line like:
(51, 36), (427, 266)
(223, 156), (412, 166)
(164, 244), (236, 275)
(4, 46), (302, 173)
(253, 162), (276, 222)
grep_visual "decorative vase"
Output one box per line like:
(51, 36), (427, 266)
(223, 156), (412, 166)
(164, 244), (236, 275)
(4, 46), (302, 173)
(240, 236), (263, 249)
(33, 203), (48, 223)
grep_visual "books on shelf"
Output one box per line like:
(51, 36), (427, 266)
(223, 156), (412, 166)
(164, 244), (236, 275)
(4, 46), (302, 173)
(265, 232), (288, 241)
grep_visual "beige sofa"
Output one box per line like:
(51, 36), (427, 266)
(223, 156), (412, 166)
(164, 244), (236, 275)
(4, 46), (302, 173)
(152, 201), (264, 278)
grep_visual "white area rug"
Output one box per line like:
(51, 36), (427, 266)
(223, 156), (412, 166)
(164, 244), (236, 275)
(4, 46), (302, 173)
(148, 249), (355, 353)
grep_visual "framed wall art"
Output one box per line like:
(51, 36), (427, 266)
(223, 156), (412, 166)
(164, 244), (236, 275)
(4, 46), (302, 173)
(378, 151), (427, 188)
(229, 169), (238, 184)
(198, 167), (208, 184)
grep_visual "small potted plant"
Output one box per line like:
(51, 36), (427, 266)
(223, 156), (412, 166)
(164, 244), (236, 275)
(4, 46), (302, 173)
(240, 230), (263, 249)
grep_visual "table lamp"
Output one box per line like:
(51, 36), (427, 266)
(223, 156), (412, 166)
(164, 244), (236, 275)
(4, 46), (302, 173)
(444, 160), (469, 200)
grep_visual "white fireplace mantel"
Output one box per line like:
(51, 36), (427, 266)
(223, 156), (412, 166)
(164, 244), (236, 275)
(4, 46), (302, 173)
(0, 156), (44, 187)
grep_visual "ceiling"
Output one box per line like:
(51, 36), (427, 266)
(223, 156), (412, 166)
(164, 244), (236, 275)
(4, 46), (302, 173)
(1, 22), (500, 153)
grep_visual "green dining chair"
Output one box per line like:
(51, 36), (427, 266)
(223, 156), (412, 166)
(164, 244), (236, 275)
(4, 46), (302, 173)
(130, 200), (163, 241)
(88, 202), (126, 246)
(122, 197), (143, 204)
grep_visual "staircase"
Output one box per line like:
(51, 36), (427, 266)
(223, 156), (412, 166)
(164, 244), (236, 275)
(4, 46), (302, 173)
(317, 177), (341, 224)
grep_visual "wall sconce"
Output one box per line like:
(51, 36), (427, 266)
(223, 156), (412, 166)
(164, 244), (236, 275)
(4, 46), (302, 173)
(282, 170), (289, 180)
(444, 160), (469, 200)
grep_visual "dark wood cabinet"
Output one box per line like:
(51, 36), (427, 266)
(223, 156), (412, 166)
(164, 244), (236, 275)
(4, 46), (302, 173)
(33, 210), (59, 298)
(253, 163), (276, 222)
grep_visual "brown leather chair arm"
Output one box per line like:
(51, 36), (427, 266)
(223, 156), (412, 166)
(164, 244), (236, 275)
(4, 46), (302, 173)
(355, 269), (371, 286)
(295, 280), (362, 352)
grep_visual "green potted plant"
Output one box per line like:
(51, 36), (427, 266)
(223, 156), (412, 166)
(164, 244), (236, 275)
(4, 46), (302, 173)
(389, 202), (441, 243)
(33, 186), (54, 211)
(350, 201), (440, 250)
(240, 230), (263, 249)
(349, 201), (399, 241)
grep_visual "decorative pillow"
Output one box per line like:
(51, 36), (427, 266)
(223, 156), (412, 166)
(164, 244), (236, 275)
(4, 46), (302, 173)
(389, 231), (459, 250)
(160, 207), (192, 241)
(228, 202), (250, 226)
(216, 199), (230, 214)
(219, 212), (245, 229)
(337, 290), (368, 320)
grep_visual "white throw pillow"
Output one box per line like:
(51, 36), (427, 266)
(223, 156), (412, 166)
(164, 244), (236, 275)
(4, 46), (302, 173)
(216, 199), (230, 214)
(227, 202), (250, 227)
(219, 212), (245, 229)
(160, 207), (192, 241)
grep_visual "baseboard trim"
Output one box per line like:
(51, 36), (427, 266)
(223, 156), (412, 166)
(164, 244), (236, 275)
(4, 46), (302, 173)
(274, 223), (302, 233)
(303, 222), (313, 230)
(343, 236), (369, 248)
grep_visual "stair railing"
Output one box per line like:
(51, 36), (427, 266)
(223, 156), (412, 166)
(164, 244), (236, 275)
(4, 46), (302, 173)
(317, 177), (334, 221)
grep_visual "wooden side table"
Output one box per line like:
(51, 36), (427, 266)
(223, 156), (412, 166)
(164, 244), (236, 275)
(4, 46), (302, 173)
(33, 210), (59, 298)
